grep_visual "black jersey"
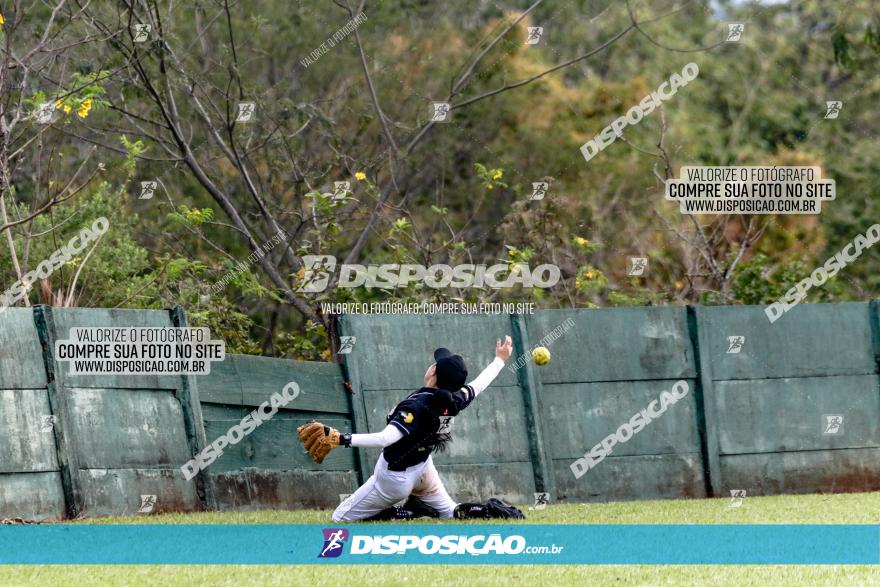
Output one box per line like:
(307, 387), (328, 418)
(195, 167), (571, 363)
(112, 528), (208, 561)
(382, 385), (476, 471)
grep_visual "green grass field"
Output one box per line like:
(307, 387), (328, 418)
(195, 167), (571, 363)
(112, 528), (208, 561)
(2, 492), (878, 586)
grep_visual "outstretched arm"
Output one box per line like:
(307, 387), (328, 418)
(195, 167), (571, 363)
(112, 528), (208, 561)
(296, 337), (515, 463)
(467, 335), (513, 398)
(351, 337), (515, 449)
(348, 425), (403, 448)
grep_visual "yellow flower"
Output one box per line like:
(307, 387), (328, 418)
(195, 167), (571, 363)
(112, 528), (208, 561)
(76, 99), (93, 119)
(574, 236), (589, 246)
(63, 104), (72, 113)
(0, 14), (5, 26)
(320, 349), (332, 362)
(354, 171), (366, 181)
(491, 169), (503, 180)
(66, 257), (82, 267)
(54, 100), (63, 109)
(486, 184), (493, 190)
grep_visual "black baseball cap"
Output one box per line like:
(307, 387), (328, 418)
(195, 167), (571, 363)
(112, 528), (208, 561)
(433, 347), (468, 391)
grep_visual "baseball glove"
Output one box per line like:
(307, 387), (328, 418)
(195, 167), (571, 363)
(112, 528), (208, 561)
(454, 498), (526, 520)
(485, 498), (525, 519)
(297, 421), (341, 464)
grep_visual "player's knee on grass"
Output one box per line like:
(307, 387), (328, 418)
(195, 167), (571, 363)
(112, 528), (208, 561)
(330, 504), (351, 522)
(332, 504), (382, 522)
(331, 494), (376, 522)
(412, 492), (455, 518)
(437, 504), (455, 518)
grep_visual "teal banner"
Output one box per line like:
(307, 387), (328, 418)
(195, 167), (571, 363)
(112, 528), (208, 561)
(0, 525), (877, 564)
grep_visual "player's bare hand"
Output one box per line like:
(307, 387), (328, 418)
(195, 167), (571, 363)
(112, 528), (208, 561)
(495, 335), (513, 362)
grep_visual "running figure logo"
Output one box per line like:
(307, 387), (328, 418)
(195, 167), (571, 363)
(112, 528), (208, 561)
(431, 102), (450, 122)
(822, 415), (843, 435)
(627, 257), (648, 276)
(333, 181), (350, 201)
(526, 27), (544, 45)
(319, 528), (349, 558)
(530, 181), (549, 201)
(297, 255), (337, 293)
(236, 102), (256, 122)
(824, 101), (842, 119)
(40, 415), (57, 432)
(133, 24), (151, 43)
(137, 494), (157, 513)
(533, 492), (550, 510)
(337, 336), (356, 355)
(726, 24), (744, 42)
(728, 489), (746, 508)
(139, 181), (158, 200)
(35, 103), (55, 124)
(726, 336), (745, 354)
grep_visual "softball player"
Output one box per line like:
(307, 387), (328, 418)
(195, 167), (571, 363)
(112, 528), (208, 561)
(297, 336), (520, 521)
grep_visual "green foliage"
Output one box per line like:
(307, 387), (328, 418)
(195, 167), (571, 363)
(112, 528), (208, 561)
(474, 163), (508, 190)
(274, 319), (329, 362)
(502, 244), (533, 265)
(223, 259), (279, 301)
(575, 266), (607, 293)
(119, 136), (147, 175)
(832, 31), (854, 69)
(391, 217), (412, 233)
(188, 295), (262, 356)
(28, 71), (109, 120)
(6, 0), (880, 360)
(725, 253), (847, 306)
(168, 205), (215, 228)
(606, 290), (656, 306)
(832, 17), (880, 70)
(571, 236), (600, 255)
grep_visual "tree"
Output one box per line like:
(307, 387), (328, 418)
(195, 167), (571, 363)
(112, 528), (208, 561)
(72, 1), (708, 336)
(0, 1), (116, 307)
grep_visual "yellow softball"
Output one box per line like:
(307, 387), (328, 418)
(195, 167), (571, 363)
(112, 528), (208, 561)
(532, 346), (551, 366)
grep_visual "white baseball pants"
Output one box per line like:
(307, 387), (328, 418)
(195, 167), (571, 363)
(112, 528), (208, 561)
(331, 454), (457, 521)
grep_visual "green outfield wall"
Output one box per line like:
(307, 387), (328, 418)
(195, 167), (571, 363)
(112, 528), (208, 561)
(0, 306), (353, 520)
(0, 307), (204, 520)
(338, 302), (880, 505)
(1, 303), (878, 520)
(197, 353), (355, 510)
